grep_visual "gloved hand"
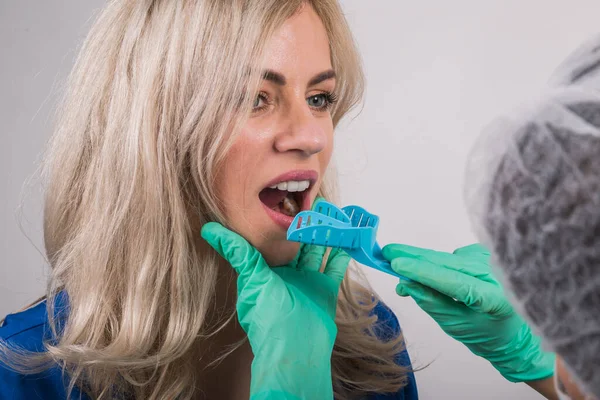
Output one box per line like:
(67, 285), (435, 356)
(201, 221), (350, 400)
(382, 243), (555, 383)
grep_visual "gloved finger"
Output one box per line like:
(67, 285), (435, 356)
(201, 222), (271, 288)
(311, 195), (327, 209)
(390, 257), (509, 315)
(382, 243), (436, 259)
(383, 243), (459, 267)
(323, 247), (351, 285)
(297, 243), (327, 272)
(383, 243), (492, 280)
(396, 281), (471, 319)
(452, 243), (490, 257)
(451, 244), (496, 283)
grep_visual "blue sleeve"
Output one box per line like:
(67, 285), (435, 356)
(0, 301), (87, 400)
(367, 302), (419, 400)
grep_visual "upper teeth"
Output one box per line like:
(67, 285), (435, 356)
(269, 180), (310, 192)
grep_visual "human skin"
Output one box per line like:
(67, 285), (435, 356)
(215, 3), (337, 267)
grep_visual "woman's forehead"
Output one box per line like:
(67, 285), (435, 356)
(260, 5), (332, 79)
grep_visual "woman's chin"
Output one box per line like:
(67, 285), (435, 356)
(261, 240), (301, 267)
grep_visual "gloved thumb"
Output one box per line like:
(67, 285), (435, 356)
(396, 281), (468, 318)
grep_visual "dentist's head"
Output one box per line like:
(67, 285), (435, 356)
(465, 36), (600, 400)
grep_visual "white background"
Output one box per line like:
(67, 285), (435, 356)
(1, 1), (599, 399)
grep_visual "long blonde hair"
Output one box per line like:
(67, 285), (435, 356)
(1, 1), (410, 398)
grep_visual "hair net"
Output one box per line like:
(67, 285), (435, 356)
(548, 32), (600, 89)
(464, 37), (600, 397)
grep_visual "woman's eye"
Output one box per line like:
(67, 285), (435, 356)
(307, 92), (338, 111)
(253, 95), (265, 109)
(307, 94), (327, 109)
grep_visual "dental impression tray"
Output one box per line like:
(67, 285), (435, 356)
(287, 200), (405, 279)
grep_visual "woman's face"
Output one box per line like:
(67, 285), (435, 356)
(216, 5), (336, 266)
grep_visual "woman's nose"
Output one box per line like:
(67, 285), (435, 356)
(273, 101), (327, 156)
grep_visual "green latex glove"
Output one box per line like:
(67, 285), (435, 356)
(382, 243), (555, 383)
(201, 222), (350, 400)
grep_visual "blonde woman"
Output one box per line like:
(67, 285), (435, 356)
(0, 1), (417, 399)
(1, 0), (563, 399)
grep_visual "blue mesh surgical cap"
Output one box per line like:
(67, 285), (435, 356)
(465, 36), (600, 398)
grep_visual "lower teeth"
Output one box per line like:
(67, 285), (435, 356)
(273, 196), (299, 217)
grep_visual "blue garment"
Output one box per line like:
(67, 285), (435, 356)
(0, 293), (418, 400)
(369, 303), (419, 400)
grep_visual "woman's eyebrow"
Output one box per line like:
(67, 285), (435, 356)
(263, 70), (287, 85)
(308, 69), (336, 86)
(261, 69), (336, 86)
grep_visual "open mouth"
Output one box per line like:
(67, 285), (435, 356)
(259, 179), (311, 218)
(258, 171), (318, 230)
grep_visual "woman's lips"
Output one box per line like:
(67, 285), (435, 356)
(259, 170), (318, 230)
(263, 170), (318, 189)
(261, 204), (297, 230)
(261, 191), (314, 230)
